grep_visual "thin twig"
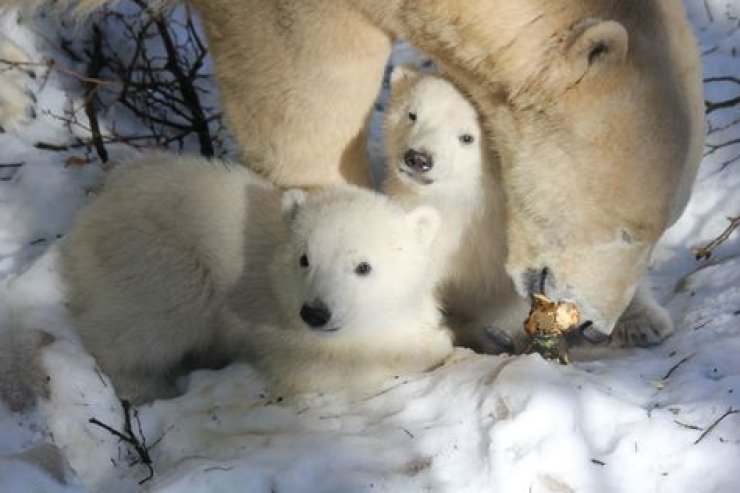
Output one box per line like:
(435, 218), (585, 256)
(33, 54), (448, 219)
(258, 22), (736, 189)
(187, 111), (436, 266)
(692, 215), (740, 260)
(0, 57), (119, 85)
(83, 24), (109, 163)
(88, 399), (154, 484)
(673, 419), (702, 431)
(704, 137), (740, 157)
(704, 76), (740, 85)
(661, 354), (694, 381)
(693, 407), (738, 445)
(131, 0), (214, 157)
(706, 96), (740, 115)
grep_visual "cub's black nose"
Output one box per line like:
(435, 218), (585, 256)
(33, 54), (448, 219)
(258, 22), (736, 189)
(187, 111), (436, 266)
(403, 148), (433, 172)
(300, 302), (332, 328)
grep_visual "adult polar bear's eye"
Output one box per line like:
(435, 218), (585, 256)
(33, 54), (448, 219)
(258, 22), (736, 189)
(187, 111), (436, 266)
(355, 262), (372, 276)
(299, 254), (309, 268)
(459, 133), (474, 145)
(408, 111), (417, 122)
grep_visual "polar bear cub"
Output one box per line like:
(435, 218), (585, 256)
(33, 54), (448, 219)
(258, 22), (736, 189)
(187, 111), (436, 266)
(384, 68), (526, 352)
(61, 153), (452, 402)
(246, 187), (452, 396)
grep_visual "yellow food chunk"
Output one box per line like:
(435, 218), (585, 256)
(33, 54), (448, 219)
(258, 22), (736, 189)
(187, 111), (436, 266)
(524, 294), (580, 336)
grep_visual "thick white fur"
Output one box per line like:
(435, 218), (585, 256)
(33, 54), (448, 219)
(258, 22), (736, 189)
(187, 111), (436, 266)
(3, 0), (703, 341)
(242, 187), (451, 396)
(61, 153), (452, 402)
(384, 69), (527, 351)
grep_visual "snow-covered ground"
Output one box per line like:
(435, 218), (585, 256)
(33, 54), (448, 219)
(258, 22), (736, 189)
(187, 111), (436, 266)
(1, 1), (739, 492)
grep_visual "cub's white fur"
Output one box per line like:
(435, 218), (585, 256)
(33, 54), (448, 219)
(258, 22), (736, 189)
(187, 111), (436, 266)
(384, 68), (526, 352)
(241, 188), (452, 396)
(61, 154), (452, 402)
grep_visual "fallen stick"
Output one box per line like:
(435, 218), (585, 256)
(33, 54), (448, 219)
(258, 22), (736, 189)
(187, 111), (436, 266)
(89, 399), (154, 484)
(692, 215), (740, 260)
(693, 407), (738, 445)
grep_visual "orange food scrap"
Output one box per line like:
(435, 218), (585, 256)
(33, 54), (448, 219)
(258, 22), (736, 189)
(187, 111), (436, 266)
(524, 294), (580, 336)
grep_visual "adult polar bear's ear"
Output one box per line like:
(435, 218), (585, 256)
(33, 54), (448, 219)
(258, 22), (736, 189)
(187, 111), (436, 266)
(407, 206), (441, 249)
(281, 189), (307, 224)
(567, 19), (628, 74)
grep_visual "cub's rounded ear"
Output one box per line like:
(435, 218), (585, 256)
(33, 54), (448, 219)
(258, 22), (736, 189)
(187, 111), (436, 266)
(389, 65), (422, 88)
(281, 189), (307, 224)
(567, 19), (628, 73)
(407, 205), (441, 249)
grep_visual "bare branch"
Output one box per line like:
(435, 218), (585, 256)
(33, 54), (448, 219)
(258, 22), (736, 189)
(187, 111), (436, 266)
(692, 215), (740, 260)
(704, 137), (740, 157)
(706, 95), (740, 115)
(83, 24), (109, 163)
(693, 407), (738, 445)
(704, 76), (740, 85)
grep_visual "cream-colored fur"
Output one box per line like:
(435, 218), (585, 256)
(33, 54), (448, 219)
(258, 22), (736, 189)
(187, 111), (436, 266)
(242, 188), (452, 396)
(3, 0), (703, 339)
(61, 154), (451, 402)
(383, 68), (526, 352)
(0, 35), (35, 130)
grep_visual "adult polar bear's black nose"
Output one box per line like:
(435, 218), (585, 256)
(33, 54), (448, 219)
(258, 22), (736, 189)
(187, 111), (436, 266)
(300, 301), (332, 328)
(404, 148), (433, 172)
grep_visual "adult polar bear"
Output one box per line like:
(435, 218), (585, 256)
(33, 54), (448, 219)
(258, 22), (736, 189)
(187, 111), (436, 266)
(2, 0), (704, 341)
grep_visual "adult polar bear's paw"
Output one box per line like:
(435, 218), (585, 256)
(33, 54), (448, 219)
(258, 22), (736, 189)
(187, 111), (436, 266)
(0, 35), (36, 131)
(610, 285), (673, 347)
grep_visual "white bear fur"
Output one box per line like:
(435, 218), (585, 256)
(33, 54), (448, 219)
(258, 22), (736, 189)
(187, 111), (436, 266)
(61, 153), (452, 402)
(383, 69), (526, 351)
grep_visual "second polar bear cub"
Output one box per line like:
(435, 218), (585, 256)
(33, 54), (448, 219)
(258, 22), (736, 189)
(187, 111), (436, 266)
(384, 67), (524, 352)
(62, 154), (452, 403)
(384, 67), (527, 351)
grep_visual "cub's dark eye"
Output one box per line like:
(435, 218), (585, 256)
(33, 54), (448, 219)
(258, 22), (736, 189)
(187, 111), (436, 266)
(355, 262), (372, 276)
(299, 254), (309, 268)
(459, 134), (474, 145)
(408, 112), (417, 122)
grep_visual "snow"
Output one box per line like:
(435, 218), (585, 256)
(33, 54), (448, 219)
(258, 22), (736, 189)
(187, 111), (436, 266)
(1, 1), (739, 492)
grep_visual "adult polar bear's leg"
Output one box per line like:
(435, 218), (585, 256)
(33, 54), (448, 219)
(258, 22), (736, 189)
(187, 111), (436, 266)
(189, 0), (392, 187)
(610, 284), (674, 347)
